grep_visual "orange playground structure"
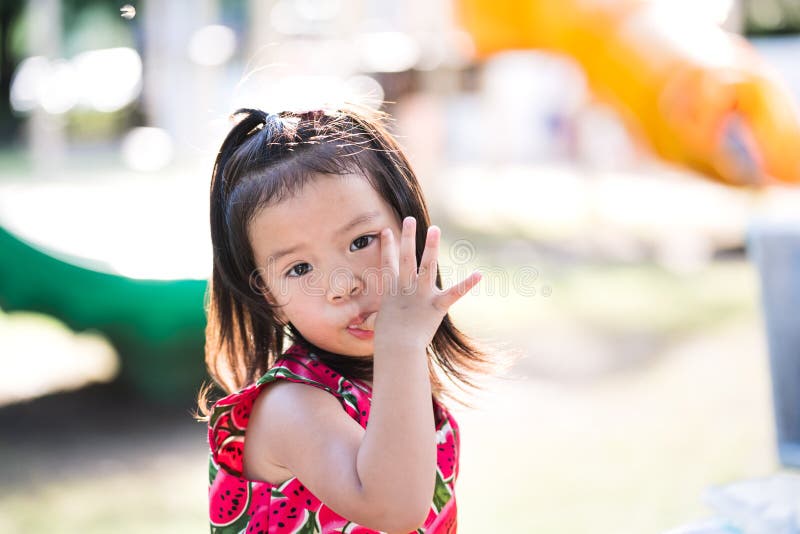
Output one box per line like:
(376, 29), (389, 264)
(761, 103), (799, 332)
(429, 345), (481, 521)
(456, 0), (800, 187)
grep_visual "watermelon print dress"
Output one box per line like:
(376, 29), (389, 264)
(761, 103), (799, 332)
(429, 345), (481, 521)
(207, 341), (460, 534)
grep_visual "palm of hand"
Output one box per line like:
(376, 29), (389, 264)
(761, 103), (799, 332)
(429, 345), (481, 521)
(372, 216), (482, 350)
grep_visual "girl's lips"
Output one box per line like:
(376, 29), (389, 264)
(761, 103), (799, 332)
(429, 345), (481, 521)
(347, 326), (374, 339)
(348, 311), (377, 331)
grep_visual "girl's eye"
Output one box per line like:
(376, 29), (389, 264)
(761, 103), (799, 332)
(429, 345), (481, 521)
(350, 234), (376, 252)
(286, 263), (311, 278)
(286, 235), (375, 278)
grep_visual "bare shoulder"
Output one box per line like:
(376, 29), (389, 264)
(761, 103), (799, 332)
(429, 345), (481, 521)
(243, 380), (362, 480)
(243, 381), (336, 482)
(248, 380), (344, 440)
(251, 380), (352, 431)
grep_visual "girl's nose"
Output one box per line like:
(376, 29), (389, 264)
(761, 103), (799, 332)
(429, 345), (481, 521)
(326, 268), (362, 302)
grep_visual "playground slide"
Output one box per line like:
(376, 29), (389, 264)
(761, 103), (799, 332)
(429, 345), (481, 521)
(0, 224), (207, 404)
(456, 0), (800, 186)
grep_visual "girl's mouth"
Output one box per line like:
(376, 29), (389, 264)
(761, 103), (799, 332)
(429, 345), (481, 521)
(347, 311), (377, 336)
(347, 326), (374, 339)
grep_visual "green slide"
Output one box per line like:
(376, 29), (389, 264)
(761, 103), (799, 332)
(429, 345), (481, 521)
(0, 223), (208, 405)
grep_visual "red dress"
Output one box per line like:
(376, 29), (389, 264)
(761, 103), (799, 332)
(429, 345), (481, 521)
(207, 341), (460, 533)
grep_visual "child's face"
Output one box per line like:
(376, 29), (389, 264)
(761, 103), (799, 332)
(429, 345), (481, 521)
(248, 172), (404, 357)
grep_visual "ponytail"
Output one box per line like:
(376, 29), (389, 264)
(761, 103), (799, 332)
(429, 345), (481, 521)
(195, 109), (291, 421)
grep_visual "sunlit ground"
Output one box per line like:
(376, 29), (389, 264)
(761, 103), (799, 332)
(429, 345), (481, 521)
(453, 308), (778, 533)
(448, 256), (782, 533)
(0, 256), (784, 533)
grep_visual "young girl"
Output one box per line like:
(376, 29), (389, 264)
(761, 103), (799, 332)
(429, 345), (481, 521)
(195, 106), (507, 533)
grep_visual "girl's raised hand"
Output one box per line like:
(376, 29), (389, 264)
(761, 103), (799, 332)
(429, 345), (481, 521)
(373, 216), (482, 350)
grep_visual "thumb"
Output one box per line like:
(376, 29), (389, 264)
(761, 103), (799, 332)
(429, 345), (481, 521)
(435, 270), (482, 312)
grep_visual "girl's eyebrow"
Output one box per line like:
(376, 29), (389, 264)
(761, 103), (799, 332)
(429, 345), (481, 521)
(336, 210), (381, 236)
(268, 210), (382, 262)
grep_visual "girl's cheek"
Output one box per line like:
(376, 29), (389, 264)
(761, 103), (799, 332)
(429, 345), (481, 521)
(268, 277), (293, 302)
(370, 244), (385, 265)
(364, 252), (384, 289)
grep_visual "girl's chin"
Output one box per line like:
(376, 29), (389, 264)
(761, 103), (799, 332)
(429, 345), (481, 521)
(342, 330), (375, 357)
(305, 335), (373, 358)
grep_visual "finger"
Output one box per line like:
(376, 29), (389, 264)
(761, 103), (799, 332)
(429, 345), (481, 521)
(435, 270), (482, 312)
(399, 216), (417, 291)
(417, 225), (439, 291)
(378, 227), (398, 297)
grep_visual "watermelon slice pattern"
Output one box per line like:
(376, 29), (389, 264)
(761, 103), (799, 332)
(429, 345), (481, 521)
(207, 342), (460, 533)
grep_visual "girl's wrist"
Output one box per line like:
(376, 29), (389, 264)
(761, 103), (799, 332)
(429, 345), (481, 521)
(373, 337), (427, 357)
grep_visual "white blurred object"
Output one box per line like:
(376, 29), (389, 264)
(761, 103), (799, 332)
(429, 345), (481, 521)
(0, 173), (212, 280)
(233, 69), (385, 115)
(661, 519), (739, 533)
(662, 474), (800, 533)
(120, 4), (136, 20)
(10, 56), (80, 114)
(0, 309), (119, 407)
(624, 4), (738, 71)
(10, 56), (58, 113)
(188, 24), (237, 66)
(648, 0), (736, 27)
(573, 103), (638, 170)
(121, 127), (174, 172)
(481, 51), (587, 163)
(38, 59), (79, 114)
(703, 474), (800, 534)
(356, 31), (420, 73)
(73, 47), (143, 112)
(270, 0), (342, 34)
(295, 0), (342, 22)
(10, 48), (142, 114)
(270, 0), (307, 35)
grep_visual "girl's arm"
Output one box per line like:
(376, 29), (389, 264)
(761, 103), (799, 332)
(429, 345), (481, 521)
(247, 377), (432, 533)
(356, 337), (436, 526)
(356, 217), (481, 527)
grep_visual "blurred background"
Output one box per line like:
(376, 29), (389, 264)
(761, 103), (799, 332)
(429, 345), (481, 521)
(1, 0), (800, 532)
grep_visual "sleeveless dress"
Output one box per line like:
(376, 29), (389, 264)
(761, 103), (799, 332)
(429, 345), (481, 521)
(207, 341), (460, 533)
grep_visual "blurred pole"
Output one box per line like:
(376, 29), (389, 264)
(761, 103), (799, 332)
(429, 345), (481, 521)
(195, 0), (219, 150)
(141, 0), (218, 160)
(26, 0), (66, 176)
(245, 0), (280, 68)
(747, 219), (800, 468)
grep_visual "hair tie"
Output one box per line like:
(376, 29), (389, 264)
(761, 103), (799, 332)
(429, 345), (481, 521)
(231, 108), (276, 136)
